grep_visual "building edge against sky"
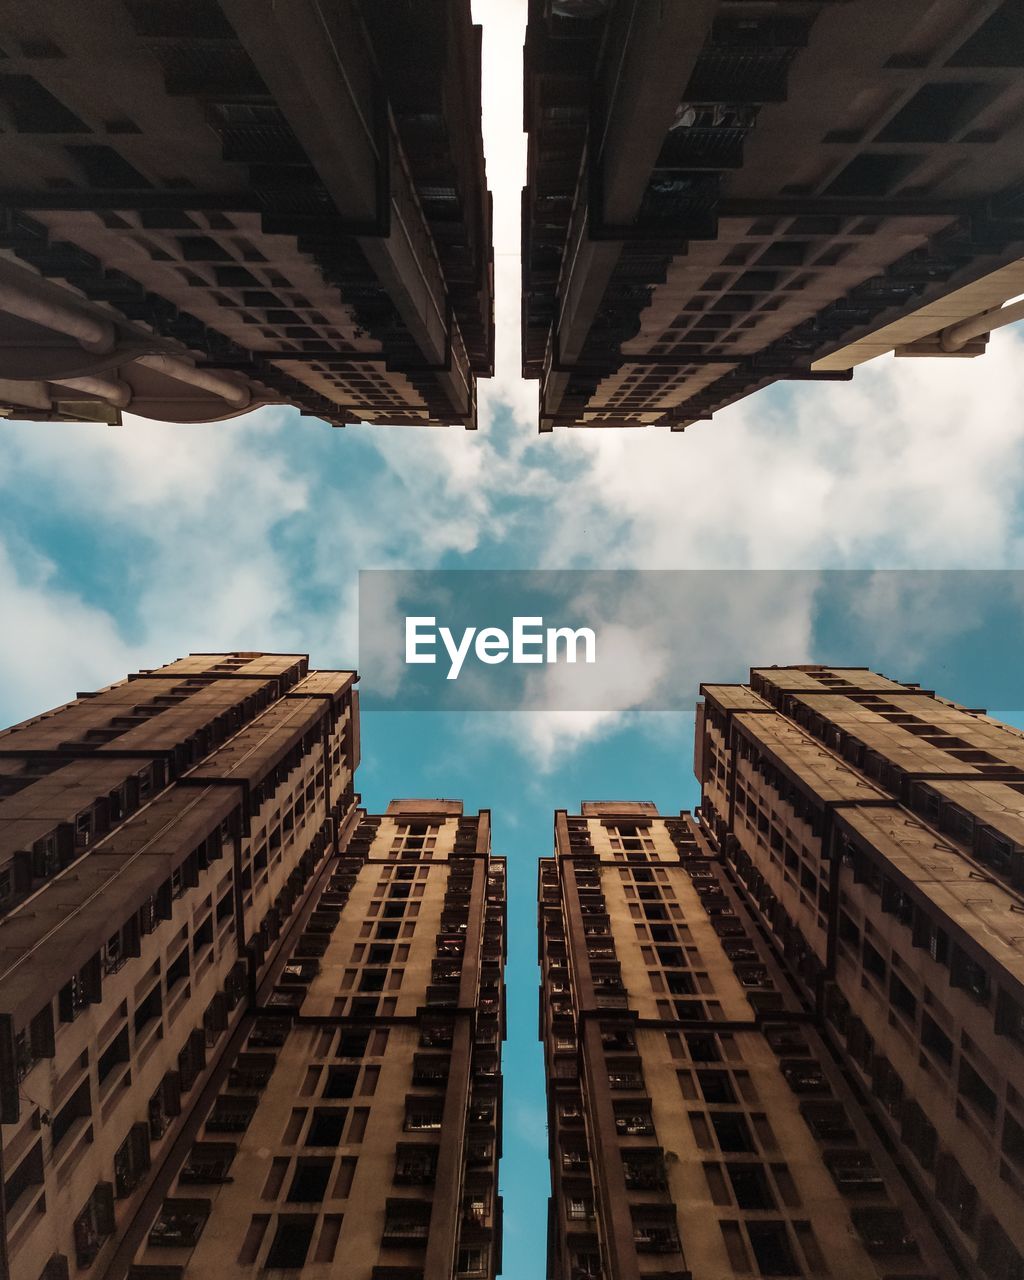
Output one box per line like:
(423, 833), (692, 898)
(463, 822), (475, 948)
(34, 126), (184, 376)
(3, 656), (1024, 1279)
(0, 1), (493, 428)
(523, 1), (1024, 430)
(540, 665), (1024, 1280)
(694, 665), (1024, 1280)
(0, 653), (506, 1280)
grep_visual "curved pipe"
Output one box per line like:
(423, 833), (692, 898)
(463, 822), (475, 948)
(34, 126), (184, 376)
(54, 374), (132, 409)
(135, 353), (251, 408)
(0, 281), (116, 353)
(940, 296), (1024, 352)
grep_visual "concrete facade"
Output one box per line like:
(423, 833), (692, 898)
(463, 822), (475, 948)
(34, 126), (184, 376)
(0, 655), (506, 1280)
(697, 666), (1024, 1280)
(0, 1), (492, 428)
(523, 0), (1024, 430)
(540, 801), (958, 1279)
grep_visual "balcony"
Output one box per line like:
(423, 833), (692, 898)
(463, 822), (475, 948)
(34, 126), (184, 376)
(420, 1023), (454, 1049)
(382, 1201), (432, 1248)
(412, 1057), (450, 1088)
(615, 1112), (654, 1138)
(800, 1101), (856, 1144)
(228, 1053), (276, 1090)
(178, 1143), (237, 1185)
(280, 960), (320, 985)
(248, 1018), (291, 1048)
(148, 1199), (211, 1249)
(405, 1109), (443, 1133)
(265, 989), (303, 1013)
(566, 1197), (596, 1223)
(632, 1221), (681, 1255)
(205, 1095), (257, 1133)
(851, 1207), (919, 1257)
(394, 1145), (439, 1186)
(470, 1102), (495, 1129)
(781, 1060), (830, 1095)
(623, 1156), (668, 1192)
(825, 1151), (885, 1196)
(601, 1031), (635, 1052)
(765, 1026), (810, 1056)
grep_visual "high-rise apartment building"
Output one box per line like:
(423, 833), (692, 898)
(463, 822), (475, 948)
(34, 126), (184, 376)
(696, 666), (1024, 1280)
(540, 801), (960, 1280)
(0, 1), (493, 428)
(523, 0), (1024, 430)
(0, 655), (505, 1280)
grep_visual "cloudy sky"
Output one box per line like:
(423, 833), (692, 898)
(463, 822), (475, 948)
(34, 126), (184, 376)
(2, 0), (1024, 1273)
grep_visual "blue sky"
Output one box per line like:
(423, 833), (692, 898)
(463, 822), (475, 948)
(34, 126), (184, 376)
(3, 0), (1024, 1272)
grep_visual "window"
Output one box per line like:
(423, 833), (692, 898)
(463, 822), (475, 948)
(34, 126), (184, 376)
(4, 1141), (43, 1212)
(921, 1013), (953, 1066)
(862, 940), (886, 983)
(622, 1150), (667, 1191)
(747, 1221), (799, 1276)
(978, 1214), (1024, 1280)
(697, 1070), (736, 1104)
(997, 990), (1024, 1046)
(52, 1079), (91, 1148)
(712, 1112), (754, 1153)
(73, 1184), (115, 1268)
(135, 983), (163, 1035)
(890, 973), (917, 1020)
(180, 1142), (237, 1184)
(265, 1217), (315, 1269)
(686, 1033), (722, 1062)
(337, 1029), (371, 1058)
(98, 1026), (130, 1085)
(395, 1145), (438, 1185)
(614, 1101), (654, 1137)
(728, 1164), (775, 1209)
(288, 1159), (332, 1202)
(457, 1246), (487, 1277)
(113, 1124), (151, 1197)
(193, 915), (214, 957)
(382, 1198), (431, 1244)
(324, 1067), (359, 1099)
(959, 1057), (998, 1122)
(857, 1207), (922, 1262)
(631, 1206), (681, 1254)
(307, 1109), (348, 1145)
(206, 1093), (257, 1133)
(59, 958), (100, 1022)
(901, 1101), (937, 1171)
(951, 947), (991, 1005)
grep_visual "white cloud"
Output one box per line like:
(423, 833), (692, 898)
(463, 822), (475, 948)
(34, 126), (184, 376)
(2, 0), (1024, 763)
(0, 539), (138, 721)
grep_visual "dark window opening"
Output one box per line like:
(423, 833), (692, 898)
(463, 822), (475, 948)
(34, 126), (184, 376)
(713, 1112), (754, 1152)
(265, 1217), (315, 1269)
(287, 1159), (331, 1203)
(307, 1109), (347, 1146)
(747, 1221), (799, 1276)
